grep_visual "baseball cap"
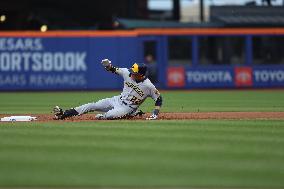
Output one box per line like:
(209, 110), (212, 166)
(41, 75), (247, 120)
(130, 63), (147, 76)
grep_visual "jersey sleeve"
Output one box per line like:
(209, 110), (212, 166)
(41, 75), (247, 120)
(115, 68), (130, 79)
(149, 83), (160, 101)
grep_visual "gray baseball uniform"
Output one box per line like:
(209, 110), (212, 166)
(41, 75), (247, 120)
(74, 68), (160, 119)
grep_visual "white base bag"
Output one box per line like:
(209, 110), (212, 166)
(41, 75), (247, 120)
(1, 116), (37, 122)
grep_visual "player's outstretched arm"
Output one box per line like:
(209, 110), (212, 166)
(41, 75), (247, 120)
(101, 59), (118, 73)
(146, 95), (162, 120)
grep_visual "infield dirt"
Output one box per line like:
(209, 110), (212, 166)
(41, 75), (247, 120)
(1, 112), (283, 122)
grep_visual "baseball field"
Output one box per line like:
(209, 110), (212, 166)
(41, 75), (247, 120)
(0, 90), (284, 188)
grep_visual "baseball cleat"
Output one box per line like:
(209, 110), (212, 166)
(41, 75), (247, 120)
(53, 106), (64, 120)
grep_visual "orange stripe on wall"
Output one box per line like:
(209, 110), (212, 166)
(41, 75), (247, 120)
(0, 28), (284, 37)
(135, 28), (284, 35)
(0, 30), (139, 37)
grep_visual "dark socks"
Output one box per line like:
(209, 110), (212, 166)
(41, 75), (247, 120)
(61, 108), (79, 119)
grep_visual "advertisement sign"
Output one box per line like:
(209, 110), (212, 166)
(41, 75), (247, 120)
(185, 68), (234, 88)
(166, 66), (284, 89)
(234, 67), (253, 87)
(0, 36), (138, 90)
(0, 37), (89, 90)
(167, 67), (185, 87)
(1, 36), (283, 90)
(253, 67), (284, 87)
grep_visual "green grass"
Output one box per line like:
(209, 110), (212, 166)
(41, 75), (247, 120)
(0, 90), (284, 114)
(0, 90), (284, 188)
(1, 120), (284, 187)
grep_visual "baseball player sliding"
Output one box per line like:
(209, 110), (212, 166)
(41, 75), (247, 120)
(53, 59), (163, 120)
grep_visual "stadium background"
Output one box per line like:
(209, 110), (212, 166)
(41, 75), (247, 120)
(1, 0), (284, 90)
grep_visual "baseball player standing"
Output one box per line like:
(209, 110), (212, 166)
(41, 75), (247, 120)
(53, 59), (163, 120)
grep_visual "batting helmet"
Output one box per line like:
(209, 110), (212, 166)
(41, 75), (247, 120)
(130, 63), (147, 76)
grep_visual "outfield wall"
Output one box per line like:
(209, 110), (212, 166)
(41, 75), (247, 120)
(0, 29), (284, 90)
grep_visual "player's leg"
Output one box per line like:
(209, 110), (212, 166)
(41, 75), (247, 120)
(100, 109), (145, 120)
(97, 106), (134, 120)
(74, 97), (113, 115)
(95, 97), (135, 119)
(53, 97), (114, 120)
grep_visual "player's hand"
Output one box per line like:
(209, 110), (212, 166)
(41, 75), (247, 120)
(101, 59), (111, 67)
(146, 114), (158, 120)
